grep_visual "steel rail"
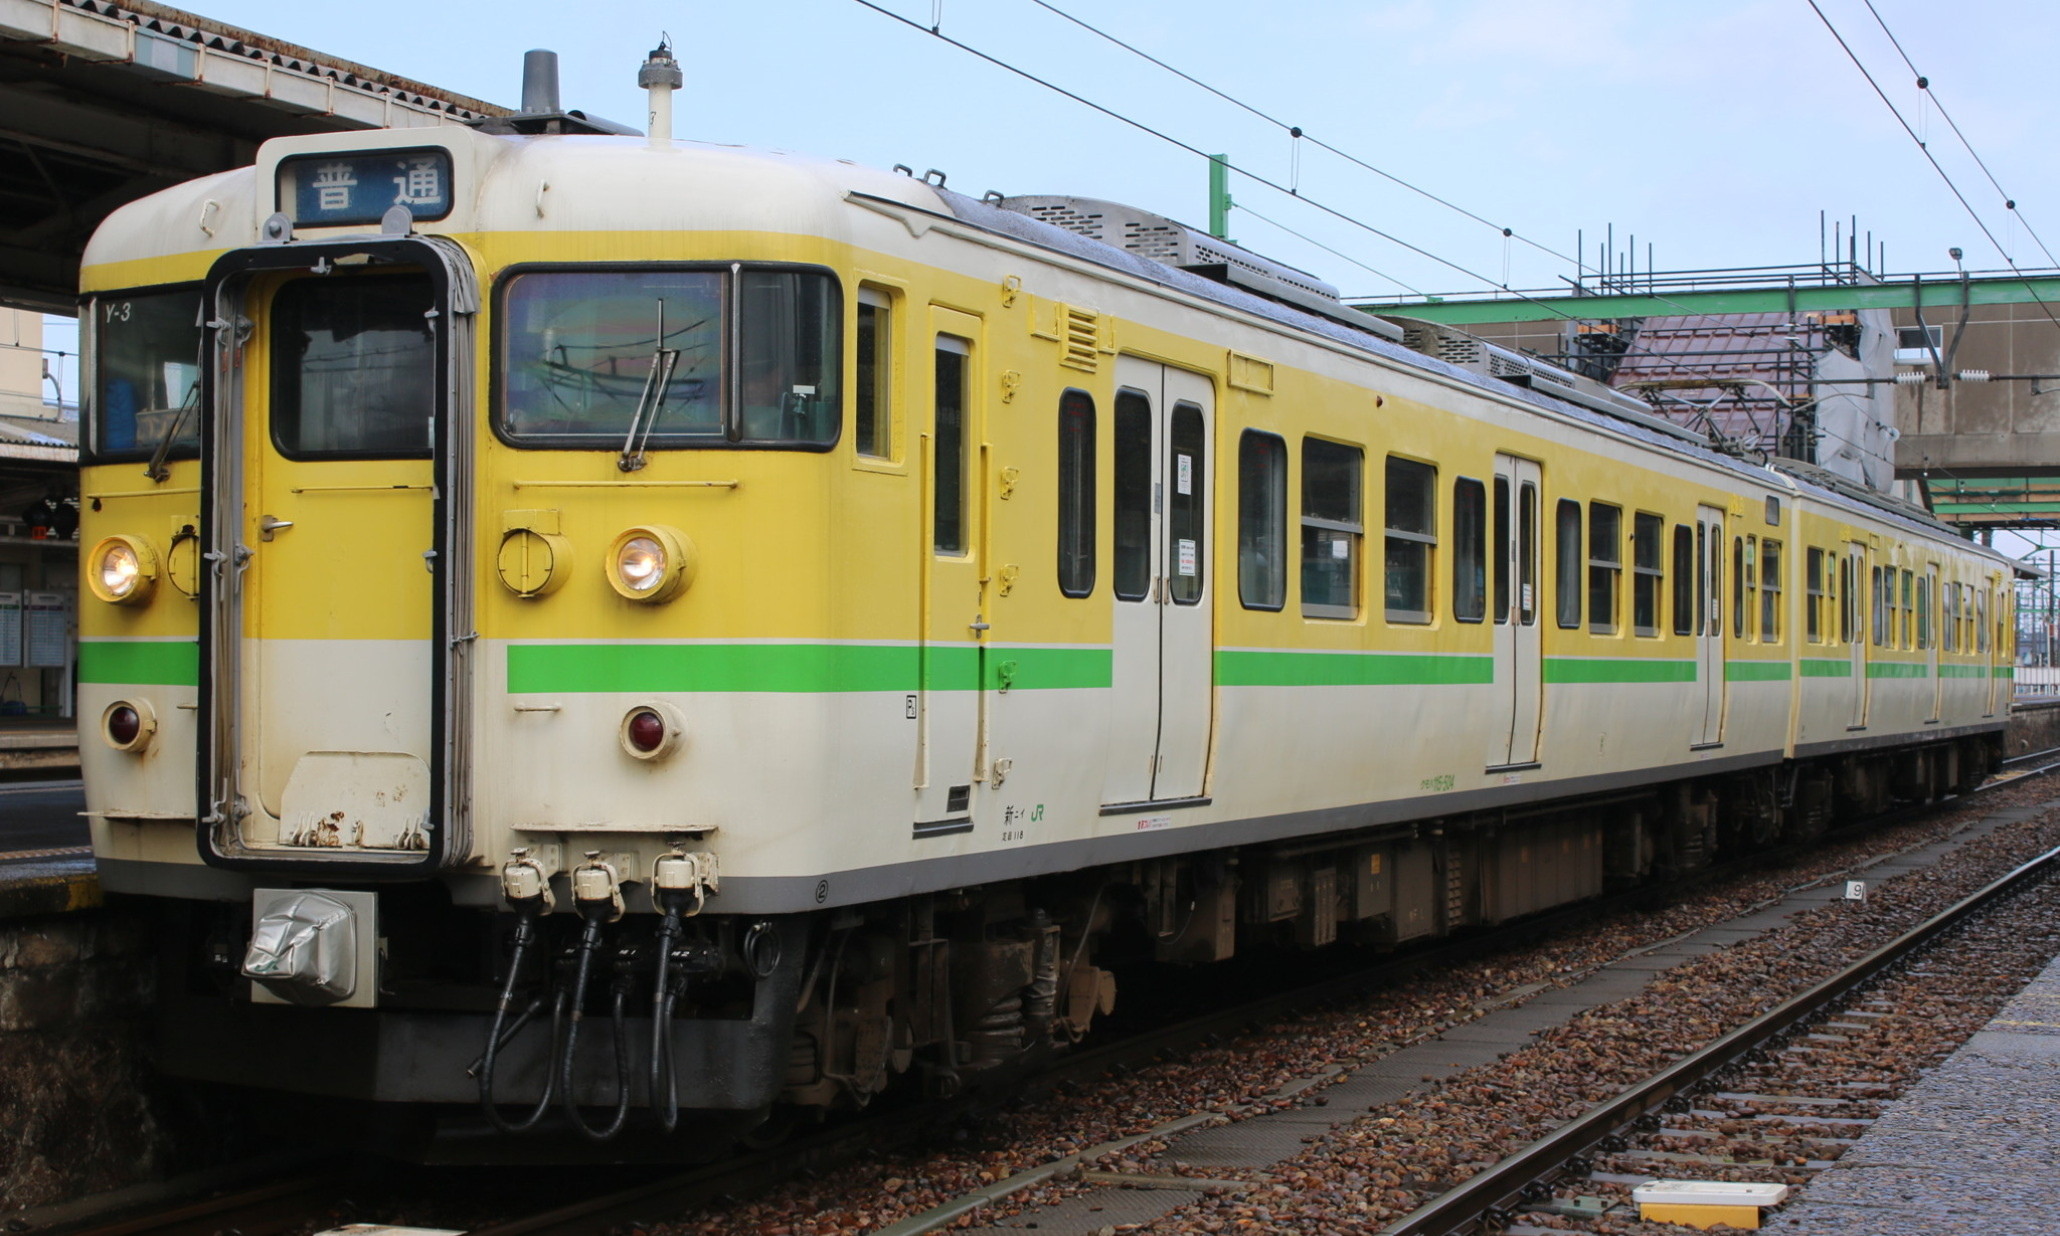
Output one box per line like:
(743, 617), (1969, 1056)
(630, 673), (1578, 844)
(1381, 838), (2060, 1235)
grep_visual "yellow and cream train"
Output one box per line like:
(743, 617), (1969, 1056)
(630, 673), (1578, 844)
(76, 55), (2015, 1140)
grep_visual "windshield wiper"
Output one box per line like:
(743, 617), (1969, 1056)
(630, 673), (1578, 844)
(143, 310), (208, 482)
(619, 298), (682, 473)
(143, 375), (201, 483)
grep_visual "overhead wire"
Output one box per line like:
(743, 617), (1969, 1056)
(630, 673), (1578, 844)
(1859, 0), (2060, 268)
(1228, 201), (1426, 297)
(853, 0), (1796, 389)
(1027, 0), (1580, 269)
(1803, 0), (2060, 340)
(1020, 0), (1841, 346)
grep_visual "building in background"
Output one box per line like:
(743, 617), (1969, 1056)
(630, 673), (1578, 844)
(0, 307), (78, 722)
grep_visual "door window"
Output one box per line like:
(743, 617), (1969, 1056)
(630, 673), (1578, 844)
(933, 335), (969, 554)
(1112, 391), (1153, 601)
(272, 274), (436, 458)
(1056, 390), (1094, 597)
(1168, 404), (1206, 605)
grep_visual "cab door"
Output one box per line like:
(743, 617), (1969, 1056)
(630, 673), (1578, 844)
(200, 237), (477, 872)
(914, 310), (986, 831)
(1488, 455), (1541, 767)
(1102, 357), (1214, 806)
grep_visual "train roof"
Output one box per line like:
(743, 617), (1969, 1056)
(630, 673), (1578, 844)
(936, 188), (1993, 560)
(76, 127), (1997, 566)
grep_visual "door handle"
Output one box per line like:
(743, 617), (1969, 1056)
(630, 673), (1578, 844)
(258, 515), (294, 542)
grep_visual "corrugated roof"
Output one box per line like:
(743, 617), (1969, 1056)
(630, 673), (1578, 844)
(1606, 312), (1819, 452)
(0, 412), (78, 462)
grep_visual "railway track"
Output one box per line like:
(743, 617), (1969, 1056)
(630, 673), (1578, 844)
(1390, 837), (2060, 1234)
(18, 770), (2058, 1236)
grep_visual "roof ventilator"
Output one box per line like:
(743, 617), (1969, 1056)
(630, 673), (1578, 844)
(994, 195), (1403, 342)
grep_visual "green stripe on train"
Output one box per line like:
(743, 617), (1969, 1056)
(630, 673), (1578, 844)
(77, 640), (198, 686)
(1542, 657), (1696, 684)
(1725, 661), (1791, 682)
(1214, 649), (1494, 687)
(506, 643), (1111, 694)
(1800, 659), (1851, 678)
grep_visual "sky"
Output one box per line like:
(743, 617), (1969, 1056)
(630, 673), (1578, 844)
(39, 0), (2060, 510)
(161, 0), (2060, 300)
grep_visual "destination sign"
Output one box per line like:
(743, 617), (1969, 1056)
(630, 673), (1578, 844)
(277, 149), (454, 226)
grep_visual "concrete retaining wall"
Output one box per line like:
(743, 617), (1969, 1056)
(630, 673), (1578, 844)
(0, 909), (190, 1210)
(2007, 700), (2060, 760)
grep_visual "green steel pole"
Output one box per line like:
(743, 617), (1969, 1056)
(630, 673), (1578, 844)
(1209, 154), (1231, 240)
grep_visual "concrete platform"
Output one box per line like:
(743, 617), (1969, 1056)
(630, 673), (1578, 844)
(0, 720), (79, 776)
(0, 778), (97, 918)
(1776, 952), (2060, 1235)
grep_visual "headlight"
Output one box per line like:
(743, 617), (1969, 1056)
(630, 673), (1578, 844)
(619, 537), (665, 591)
(87, 535), (158, 605)
(606, 525), (695, 603)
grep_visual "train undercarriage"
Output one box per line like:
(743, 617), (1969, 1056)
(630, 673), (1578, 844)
(148, 734), (2000, 1148)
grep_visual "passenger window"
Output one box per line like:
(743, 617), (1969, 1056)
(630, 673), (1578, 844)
(1587, 503), (1621, 635)
(855, 288), (892, 459)
(1871, 566), (1886, 646)
(1632, 513), (1663, 637)
(1555, 499), (1582, 629)
(1746, 535), (1763, 642)
(1672, 525), (1694, 635)
(1733, 538), (1747, 639)
(1807, 549), (1825, 643)
(1945, 583), (1959, 653)
(1453, 478), (1487, 624)
(1845, 556), (1862, 642)
(1917, 575), (1932, 648)
(933, 335), (970, 554)
(1761, 540), (1782, 642)
(1978, 591), (1989, 653)
(1901, 569), (1914, 648)
(1056, 390), (1094, 597)
(1238, 431), (1287, 611)
(1385, 457), (1436, 624)
(1168, 404), (1206, 606)
(1301, 438), (1363, 620)
(1112, 391), (1152, 601)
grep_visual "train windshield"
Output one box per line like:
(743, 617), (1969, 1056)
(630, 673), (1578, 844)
(90, 286), (205, 461)
(497, 267), (840, 448)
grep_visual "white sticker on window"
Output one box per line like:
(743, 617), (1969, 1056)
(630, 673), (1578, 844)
(1177, 538), (1197, 577)
(1331, 538), (1349, 560)
(1176, 453), (1193, 495)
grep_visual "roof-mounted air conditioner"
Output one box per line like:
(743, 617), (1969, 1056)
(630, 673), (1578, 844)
(994, 195), (1403, 341)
